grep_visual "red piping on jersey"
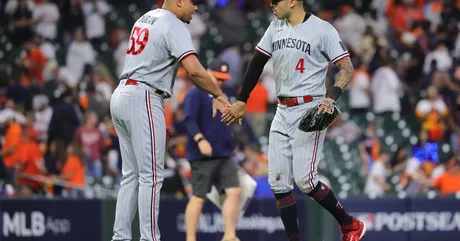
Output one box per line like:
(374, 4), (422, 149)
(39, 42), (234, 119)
(255, 46), (271, 57)
(308, 131), (319, 190)
(147, 91), (158, 241)
(179, 50), (197, 61)
(332, 53), (350, 64)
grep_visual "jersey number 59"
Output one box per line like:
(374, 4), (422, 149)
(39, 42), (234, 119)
(127, 26), (149, 55)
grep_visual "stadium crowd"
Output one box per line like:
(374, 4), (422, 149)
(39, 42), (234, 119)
(0, 0), (459, 199)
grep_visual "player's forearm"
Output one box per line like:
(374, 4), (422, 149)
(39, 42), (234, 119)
(189, 70), (223, 98)
(237, 51), (270, 103)
(329, 57), (354, 100)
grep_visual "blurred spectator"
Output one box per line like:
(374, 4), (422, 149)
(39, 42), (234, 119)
(16, 127), (45, 194)
(218, 43), (243, 97)
(415, 85), (448, 142)
(327, 116), (361, 144)
(214, 0), (247, 46)
(423, 41), (453, 75)
(359, 122), (381, 176)
(60, 0), (85, 46)
(82, 0), (111, 51)
(32, 94), (52, 142)
(371, 58), (402, 115)
(431, 153), (460, 196)
(333, 5), (366, 54)
(32, 0), (59, 41)
(364, 152), (391, 198)
(20, 39), (47, 84)
(356, 26), (377, 65)
(75, 111), (103, 179)
(57, 142), (85, 198)
(422, 0), (443, 31)
(363, 8), (388, 39)
(260, 58), (277, 104)
(245, 82), (268, 137)
(390, 145), (408, 173)
(0, 108), (23, 187)
(113, 30), (129, 78)
(348, 59), (371, 115)
(399, 31), (425, 86)
(47, 90), (82, 147)
(8, 0), (34, 47)
(389, 0), (425, 36)
(186, 13), (206, 53)
(65, 28), (96, 83)
(33, 34), (55, 61)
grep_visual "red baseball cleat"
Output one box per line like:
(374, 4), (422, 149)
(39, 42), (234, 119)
(339, 217), (366, 241)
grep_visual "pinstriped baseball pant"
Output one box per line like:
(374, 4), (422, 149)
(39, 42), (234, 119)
(110, 81), (165, 241)
(268, 98), (326, 194)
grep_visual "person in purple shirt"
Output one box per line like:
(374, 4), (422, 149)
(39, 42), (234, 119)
(183, 59), (241, 241)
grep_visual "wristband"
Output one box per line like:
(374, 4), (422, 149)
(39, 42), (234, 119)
(196, 137), (205, 143)
(328, 86), (343, 101)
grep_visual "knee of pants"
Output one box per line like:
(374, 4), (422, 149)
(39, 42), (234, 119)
(268, 177), (293, 194)
(295, 176), (318, 194)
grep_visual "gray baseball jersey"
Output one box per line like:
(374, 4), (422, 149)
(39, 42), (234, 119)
(256, 14), (349, 97)
(111, 8), (196, 241)
(258, 14), (349, 194)
(119, 8), (197, 97)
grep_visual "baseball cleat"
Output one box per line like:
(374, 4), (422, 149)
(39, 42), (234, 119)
(339, 217), (366, 241)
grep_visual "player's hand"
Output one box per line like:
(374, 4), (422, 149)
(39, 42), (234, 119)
(222, 101), (246, 125)
(317, 98), (336, 114)
(198, 139), (213, 156)
(212, 94), (231, 118)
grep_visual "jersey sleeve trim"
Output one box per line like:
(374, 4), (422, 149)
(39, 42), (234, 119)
(255, 46), (272, 57)
(331, 52), (350, 64)
(179, 50), (198, 61)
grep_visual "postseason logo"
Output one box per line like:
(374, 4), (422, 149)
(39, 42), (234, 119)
(351, 211), (460, 232)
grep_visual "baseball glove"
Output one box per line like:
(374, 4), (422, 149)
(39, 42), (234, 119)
(298, 99), (341, 132)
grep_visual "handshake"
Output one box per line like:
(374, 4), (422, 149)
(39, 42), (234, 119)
(212, 95), (246, 125)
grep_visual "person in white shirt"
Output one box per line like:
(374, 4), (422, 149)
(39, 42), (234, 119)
(349, 60), (371, 114)
(32, 0), (59, 41)
(371, 58), (402, 114)
(364, 152), (390, 198)
(32, 94), (53, 142)
(65, 28), (96, 84)
(185, 13), (206, 53)
(333, 5), (366, 54)
(82, 0), (111, 51)
(423, 42), (453, 75)
(113, 30), (130, 78)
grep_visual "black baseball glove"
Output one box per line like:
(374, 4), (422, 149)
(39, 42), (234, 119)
(298, 99), (341, 132)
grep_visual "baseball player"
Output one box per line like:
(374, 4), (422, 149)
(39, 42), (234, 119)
(109, 1), (231, 241)
(222, 1), (366, 241)
(183, 59), (241, 241)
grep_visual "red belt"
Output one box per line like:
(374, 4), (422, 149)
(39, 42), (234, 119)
(125, 79), (165, 96)
(277, 95), (313, 107)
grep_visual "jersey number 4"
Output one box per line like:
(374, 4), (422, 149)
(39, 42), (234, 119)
(295, 58), (305, 73)
(127, 26), (149, 55)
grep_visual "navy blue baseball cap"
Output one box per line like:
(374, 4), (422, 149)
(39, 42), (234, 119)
(208, 59), (231, 80)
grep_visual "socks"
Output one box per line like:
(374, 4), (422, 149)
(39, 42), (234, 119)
(307, 181), (353, 226)
(274, 192), (300, 238)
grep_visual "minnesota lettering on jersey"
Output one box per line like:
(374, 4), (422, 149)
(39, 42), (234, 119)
(137, 15), (158, 25)
(272, 38), (311, 55)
